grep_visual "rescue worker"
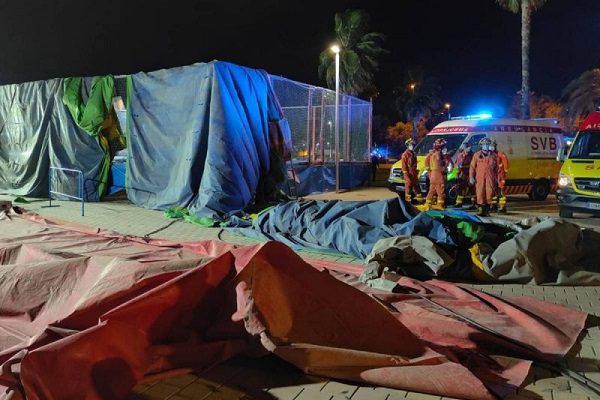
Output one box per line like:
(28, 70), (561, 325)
(400, 138), (423, 204)
(419, 138), (448, 211)
(454, 143), (474, 208)
(491, 139), (509, 213)
(469, 138), (497, 216)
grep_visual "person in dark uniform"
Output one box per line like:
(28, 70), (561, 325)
(371, 153), (380, 182)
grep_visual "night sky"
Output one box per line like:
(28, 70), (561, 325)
(1, 0), (598, 117)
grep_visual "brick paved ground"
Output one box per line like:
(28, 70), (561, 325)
(2, 193), (599, 400)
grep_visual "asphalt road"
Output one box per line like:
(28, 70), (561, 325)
(499, 194), (600, 230)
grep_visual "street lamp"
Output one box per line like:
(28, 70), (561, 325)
(445, 103), (451, 120)
(409, 83), (416, 91)
(331, 44), (341, 192)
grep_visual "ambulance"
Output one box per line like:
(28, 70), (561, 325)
(388, 116), (564, 204)
(557, 111), (600, 217)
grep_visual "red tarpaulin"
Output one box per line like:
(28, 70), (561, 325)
(0, 210), (587, 399)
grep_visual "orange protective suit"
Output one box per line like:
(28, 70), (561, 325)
(401, 149), (421, 201)
(469, 150), (497, 206)
(496, 151), (509, 190)
(425, 150), (447, 204)
(495, 150), (509, 211)
(455, 149), (474, 206)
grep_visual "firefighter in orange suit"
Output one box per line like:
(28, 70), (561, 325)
(419, 138), (448, 211)
(491, 139), (509, 213)
(454, 143), (474, 208)
(469, 138), (497, 216)
(400, 138), (423, 204)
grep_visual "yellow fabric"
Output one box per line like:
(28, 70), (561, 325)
(469, 244), (493, 282)
(101, 112), (125, 146)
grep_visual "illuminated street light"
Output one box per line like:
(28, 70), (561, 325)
(445, 103), (451, 120)
(330, 44), (341, 192)
(409, 83), (416, 91)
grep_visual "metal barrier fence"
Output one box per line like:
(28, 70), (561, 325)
(49, 167), (85, 216)
(269, 75), (372, 164)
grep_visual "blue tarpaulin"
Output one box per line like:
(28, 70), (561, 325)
(127, 61), (286, 219)
(109, 161), (126, 195)
(228, 198), (463, 258)
(292, 163), (370, 196)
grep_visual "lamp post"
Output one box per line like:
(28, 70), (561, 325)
(331, 44), (341, 192)
(445, 103), (451, 120)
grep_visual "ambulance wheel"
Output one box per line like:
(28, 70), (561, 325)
(559, 207), (573, 218)
(530, 180), (550, 201)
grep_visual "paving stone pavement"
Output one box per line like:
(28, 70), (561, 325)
(2, 195), (599, 400)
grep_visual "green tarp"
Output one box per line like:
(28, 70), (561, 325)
(63, 76), (115, 198)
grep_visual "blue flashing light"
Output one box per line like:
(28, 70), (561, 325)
(451, 113), (494, 120)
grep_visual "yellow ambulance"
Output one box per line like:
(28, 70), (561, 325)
(388, 116), (564, 203)
(557, 111), (600, 217)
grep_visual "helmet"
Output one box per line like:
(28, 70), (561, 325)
(433, 138), (447, 150)
(405, 138), (414, 146)
(479, 137), (492, 147)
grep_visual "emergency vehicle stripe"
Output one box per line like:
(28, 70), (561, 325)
(430, 125), (563, 134)
(505, 184), (532, 194)
(504, 182), (558, 195)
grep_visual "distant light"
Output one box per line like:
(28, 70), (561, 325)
(409, 83), (416, 90)
(330, 45), (341, 54)
(566, 140), (573, 146)
(478, 113), (493, 119)
(445, 103), (451, 109)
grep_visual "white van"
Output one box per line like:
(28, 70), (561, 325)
(388, 117), (564, 202)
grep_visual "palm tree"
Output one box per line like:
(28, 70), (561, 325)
(392, 71), (441, 141)
(318, 10), (386, 97)
(495, 0), (548, 119)
(561, 68), (600, 126)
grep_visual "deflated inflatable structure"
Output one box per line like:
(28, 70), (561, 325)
(0, 206), (590, 400)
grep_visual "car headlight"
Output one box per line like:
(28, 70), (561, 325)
(558, 173), (571, 187)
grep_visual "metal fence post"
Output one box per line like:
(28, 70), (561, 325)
(80, 172), (84, 216)
(346, 97), (352, 162)
(368, 99), (373, 162)
(48, 169), (52, 208)
(306, 88), (312, 164)
(319, 90), (325, 162)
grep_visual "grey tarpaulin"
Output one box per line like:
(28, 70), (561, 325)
(479, 218), (600, 285)
(361, 236), (455, 283)
(127, 61), (286, 219)
(362, 217), (600, 286)
(0, 79), (105, 200)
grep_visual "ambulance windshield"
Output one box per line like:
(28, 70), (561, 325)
(414, 134), (468, 156)
(570, 131), (600, 159)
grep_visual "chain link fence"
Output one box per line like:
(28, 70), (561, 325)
(269, 75), (372, 165)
